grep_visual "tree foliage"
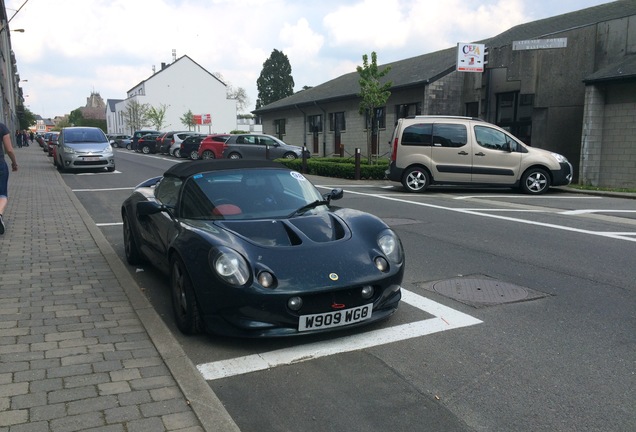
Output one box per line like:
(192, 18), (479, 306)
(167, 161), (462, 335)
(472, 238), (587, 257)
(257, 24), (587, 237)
(180, 109), (196, 130)
(121, 99), (150, 132)
(67, 109), (106, 131)
(357, 52), (392, 160)
(256, 49), (294, 109)
(17, 106), (37, 130)
(146, 104), (168, 131)
(213, 72), (251, 113)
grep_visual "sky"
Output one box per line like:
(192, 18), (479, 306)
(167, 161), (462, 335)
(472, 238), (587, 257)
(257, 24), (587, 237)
(6, 0), (614, 119)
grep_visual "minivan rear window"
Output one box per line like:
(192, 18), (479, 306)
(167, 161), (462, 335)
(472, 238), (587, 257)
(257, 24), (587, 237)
(432, 124), (467, 148)
(401, 123), (432, 146)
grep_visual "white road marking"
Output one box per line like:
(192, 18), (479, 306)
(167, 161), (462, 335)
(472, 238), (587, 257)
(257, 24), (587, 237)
(73, 187), (134, 192)
(319, 187), (636, 243)
(560, 209), (636, 215)
(96, 222), (123, 227)
(454, 195), (601, 200)
(196, 289), (482, 381)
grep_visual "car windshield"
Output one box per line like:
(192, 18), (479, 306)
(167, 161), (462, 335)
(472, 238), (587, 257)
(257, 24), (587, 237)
(179, 168), (325, 220)
(64, 129), (106, 144)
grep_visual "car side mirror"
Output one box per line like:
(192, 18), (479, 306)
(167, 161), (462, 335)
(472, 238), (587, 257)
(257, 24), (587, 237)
(137, 201), (166, 217)
(323, 188), (344, 203)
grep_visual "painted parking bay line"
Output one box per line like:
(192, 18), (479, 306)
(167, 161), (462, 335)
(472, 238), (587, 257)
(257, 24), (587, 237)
(196, 289), (482, 381)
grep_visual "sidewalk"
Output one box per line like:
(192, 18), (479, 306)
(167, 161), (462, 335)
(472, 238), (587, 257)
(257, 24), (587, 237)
(0, 145), (240, 431)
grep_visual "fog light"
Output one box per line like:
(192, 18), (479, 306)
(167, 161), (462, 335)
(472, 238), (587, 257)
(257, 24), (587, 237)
(258, 271), (275, 288)
(374, 256), (389, 272)
(361, 285), (374, 299)
(288, 296), (303, 311)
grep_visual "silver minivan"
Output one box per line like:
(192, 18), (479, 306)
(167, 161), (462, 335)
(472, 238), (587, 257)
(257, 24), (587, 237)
(386, 116), (572, 194)
(56, 127), (115, 172)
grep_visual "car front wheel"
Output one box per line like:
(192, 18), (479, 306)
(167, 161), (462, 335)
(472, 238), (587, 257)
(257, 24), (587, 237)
(201, 150), (215, 159)
(228, 152), (241, 160)
(521, 168), (550, 194)
(402, 166), (430, 193)
(171, 256), (203, 335)
(141, 145), (150, 154)
(283, 152), (298, 159)
(123, 212), (143, 265)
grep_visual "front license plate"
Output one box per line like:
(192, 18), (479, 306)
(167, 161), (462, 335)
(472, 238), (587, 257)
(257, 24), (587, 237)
(83, 157), (100, 161)
(298, 304), (373, 332)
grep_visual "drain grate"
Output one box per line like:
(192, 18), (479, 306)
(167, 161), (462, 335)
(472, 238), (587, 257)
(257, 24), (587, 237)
(423, 276), (549, 308)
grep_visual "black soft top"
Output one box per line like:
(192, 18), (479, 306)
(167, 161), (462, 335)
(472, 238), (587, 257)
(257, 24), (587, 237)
(164, 159), (286, 179)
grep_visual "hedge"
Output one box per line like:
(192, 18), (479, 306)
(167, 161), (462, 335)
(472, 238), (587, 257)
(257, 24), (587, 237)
(277, 157), (389, 180)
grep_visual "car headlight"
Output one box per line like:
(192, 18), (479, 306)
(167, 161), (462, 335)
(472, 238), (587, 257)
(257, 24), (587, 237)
(62, 146), (75, 154)
(377, 229), (403, 264)
(551, 152), (568, 163)
(208, 247), (250, 287)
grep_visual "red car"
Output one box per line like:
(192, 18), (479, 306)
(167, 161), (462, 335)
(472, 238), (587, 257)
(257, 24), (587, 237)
(197, 134), (231, 159)
(46, 132), (59, 157)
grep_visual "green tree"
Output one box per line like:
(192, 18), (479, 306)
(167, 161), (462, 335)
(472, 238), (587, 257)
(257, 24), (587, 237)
(68, 108), (84, 126)
(357, 52), (392, 161)
(147, 104), (168, 131)
(256, 49), (294, 109)
(180, 109), (196, 130)
(17, 106), (37, 130)
(213, 72), (250, 113)
(121, 99), (149, 132)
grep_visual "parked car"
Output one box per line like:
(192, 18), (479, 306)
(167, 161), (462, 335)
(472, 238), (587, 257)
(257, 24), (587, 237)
(385, 116), (573, 194)
(197, 134), (231, 159)
(121, 160), (404, 336)
(136, 133), (162, 154)
(107, 134), (132, 148)
(168, 132), (199, 157)
(156, 131), (186, 155)
(46, 132), (60, 157)
(131, 130), (158, 152)
(222, 134), (307, 160)
(54, 127), (115, 172)
(179, 134), (207, 160)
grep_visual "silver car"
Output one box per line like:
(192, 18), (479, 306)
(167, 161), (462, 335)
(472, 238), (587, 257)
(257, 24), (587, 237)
(222, 134), (307, 160)
(56, 127), (115, 172)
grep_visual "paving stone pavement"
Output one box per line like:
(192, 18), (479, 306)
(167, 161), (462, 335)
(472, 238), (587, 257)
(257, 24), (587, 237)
(0, 145), (240, 431)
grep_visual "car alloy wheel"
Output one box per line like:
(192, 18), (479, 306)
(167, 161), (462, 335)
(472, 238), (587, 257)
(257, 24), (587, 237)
(402, 166), (430, 192)
(173, 149), (181, 158)
(521, 168), (550, 194)
(283, 152), (298, 159)
(142, 145), (150, 154)
(228, 152), (241, 159)
(171, 256), (203, 334)
(201, 150), (215, 159)
(190, 150), (200, 160)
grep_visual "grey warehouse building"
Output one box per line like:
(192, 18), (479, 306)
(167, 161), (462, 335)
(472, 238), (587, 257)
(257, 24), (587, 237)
(253, 0), (636, 189)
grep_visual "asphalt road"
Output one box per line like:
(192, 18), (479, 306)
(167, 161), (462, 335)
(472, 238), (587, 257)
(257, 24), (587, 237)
(61, 148), (636, 432)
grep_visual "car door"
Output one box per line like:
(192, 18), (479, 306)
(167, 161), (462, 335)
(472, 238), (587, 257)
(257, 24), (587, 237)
(137, 177), (182, 269)
(258, 135), (280, 159)
(238, 135), (263, 159)
(471, 124), (523, 185)
(429, 122), (472, 183)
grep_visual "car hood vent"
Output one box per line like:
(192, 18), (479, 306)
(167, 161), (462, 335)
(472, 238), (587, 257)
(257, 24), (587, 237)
(217, 213), (349, 247)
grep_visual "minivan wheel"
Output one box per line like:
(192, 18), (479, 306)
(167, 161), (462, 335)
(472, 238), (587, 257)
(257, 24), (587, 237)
(521, 168), (550, 194)
(402, 167), (430, 193)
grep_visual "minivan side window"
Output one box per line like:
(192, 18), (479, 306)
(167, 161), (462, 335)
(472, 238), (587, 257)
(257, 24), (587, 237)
(433, 124), (468, 148)
(474, 125), (519, 152)
(401, 123), (433, 146)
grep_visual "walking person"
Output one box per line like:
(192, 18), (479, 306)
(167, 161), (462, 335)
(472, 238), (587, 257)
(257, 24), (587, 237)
(0, 122), (18, 234)
(15, 129), (22, 148)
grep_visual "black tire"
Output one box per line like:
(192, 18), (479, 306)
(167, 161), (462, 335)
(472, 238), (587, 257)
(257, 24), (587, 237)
(173, 149), (181, 158)
(107, 166), (115, 172)
(228, 152), (241, 160)
(283, 152), (298, 159)
(123, 212), (143, 265)
(201, 150), (215, 159)
(171, 256), (203, 335)
(126, 143), (132, 150)
(141, 145), (151, 154)
(520, 168), (550, 194)
(189, 150), (200, 160)
(402, 166), (430, 193)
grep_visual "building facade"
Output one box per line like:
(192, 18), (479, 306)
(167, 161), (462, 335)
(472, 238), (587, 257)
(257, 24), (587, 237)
(108, 55), (237, 135)
(0, 0), (22, 133)
(254, 1), (636, 188)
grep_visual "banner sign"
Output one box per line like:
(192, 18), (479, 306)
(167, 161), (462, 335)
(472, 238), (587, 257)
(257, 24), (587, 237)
(457, 43), (485, 73)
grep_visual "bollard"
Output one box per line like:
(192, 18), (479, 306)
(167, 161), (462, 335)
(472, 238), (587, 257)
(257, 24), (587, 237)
(354, 148), (361, 180)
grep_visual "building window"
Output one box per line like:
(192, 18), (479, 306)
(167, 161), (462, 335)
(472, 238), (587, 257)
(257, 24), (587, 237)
(365, 107), (386, 130)
(308, 114), (322, 133)
(329, 112), (346, 132)
(395, 103), (421, 120)
(496, 92), (534, 145)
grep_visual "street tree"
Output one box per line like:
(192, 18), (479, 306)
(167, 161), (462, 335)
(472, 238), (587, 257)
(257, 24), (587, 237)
(357, 52), (392, 161)
(121, 99), (150, 132)
(17, 106), (37, 130)
(256, 49), (294, 109)
(180, 109), (196, 130)
(147, 104), (168, 131)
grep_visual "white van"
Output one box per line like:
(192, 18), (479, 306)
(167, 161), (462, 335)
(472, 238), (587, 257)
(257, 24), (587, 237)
(385, 116), (573, 194)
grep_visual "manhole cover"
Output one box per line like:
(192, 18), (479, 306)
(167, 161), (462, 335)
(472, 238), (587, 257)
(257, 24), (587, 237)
(429, 277), (548, 307)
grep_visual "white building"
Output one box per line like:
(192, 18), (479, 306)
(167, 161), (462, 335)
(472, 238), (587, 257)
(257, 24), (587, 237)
(108, 55), (237, 135)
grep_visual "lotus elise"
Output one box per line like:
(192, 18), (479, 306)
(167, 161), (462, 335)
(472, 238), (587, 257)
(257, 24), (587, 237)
(121, 160), (404, 337)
